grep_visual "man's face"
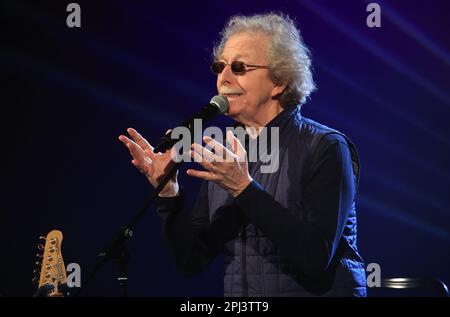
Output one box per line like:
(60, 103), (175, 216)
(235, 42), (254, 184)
(217, 32), (281, 124)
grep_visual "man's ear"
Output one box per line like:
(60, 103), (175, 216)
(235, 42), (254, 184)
(271, 84), (287, 99)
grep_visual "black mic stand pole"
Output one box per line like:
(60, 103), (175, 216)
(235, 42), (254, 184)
(74, 145), (183, 297)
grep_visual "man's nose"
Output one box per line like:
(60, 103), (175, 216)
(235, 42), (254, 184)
(218, 64), (237, 86)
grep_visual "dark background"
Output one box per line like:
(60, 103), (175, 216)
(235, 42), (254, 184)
(2, 0), (449, 296)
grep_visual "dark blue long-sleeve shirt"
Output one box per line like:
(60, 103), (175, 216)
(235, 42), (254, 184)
(156, 106), (366, 296)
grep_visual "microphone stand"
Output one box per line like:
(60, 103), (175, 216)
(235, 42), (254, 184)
(73, 98), (227, 296)
(74, 152), (182, 297)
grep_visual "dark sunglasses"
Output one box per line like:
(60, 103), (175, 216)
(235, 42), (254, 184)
(211, 60), (269, 75)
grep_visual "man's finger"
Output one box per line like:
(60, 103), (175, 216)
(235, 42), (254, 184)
(186, 169), (217, 181)
(132, 156), (154, 175)
(190, 149), (216, 172)
(203, 136), (236, 162)
(131, 159), (146, 173)
(127, 139), (146, 162)
(226, 131), (237, 153)
(120, 135), (141, 158)
(128, 128), (155, 155)
(203, 136), (234, 161)
(118, 135), (131, 147)
(226, 131), (246, 162)
(192, 143), (216, 162)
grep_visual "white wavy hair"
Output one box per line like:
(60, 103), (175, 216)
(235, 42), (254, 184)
(213, 13), (316, 107)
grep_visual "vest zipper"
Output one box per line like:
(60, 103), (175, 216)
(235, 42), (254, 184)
(241, 225), (248, 296)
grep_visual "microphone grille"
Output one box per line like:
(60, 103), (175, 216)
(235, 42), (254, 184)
(210, 95), (229, 114)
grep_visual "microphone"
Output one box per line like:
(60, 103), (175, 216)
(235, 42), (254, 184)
(153, 95), (229, 153)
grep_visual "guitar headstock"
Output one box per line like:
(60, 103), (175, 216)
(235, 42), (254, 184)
(32, 230), (67, 297)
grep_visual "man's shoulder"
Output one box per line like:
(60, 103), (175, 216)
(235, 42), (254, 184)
(293, 116), (361, 182)
(291, 115), (345, 143)
(296, 115), (339, 136)
(286, 114), (357, 157)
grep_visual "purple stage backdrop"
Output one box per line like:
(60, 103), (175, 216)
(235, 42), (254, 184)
(2, 0), (450, 296)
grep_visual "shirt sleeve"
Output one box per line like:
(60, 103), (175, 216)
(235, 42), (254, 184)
(155, 181), (220, 276)
(234, 133), (357, 279)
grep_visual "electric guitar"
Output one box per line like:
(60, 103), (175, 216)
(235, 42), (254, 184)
(32, 230), (68, 297)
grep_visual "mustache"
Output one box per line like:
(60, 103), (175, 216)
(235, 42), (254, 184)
(219, 86), (244, 95)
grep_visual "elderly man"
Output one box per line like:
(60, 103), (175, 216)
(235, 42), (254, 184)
(119, 13), (366, 297)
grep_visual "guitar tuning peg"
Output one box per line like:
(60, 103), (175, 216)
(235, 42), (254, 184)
(39, 236), (47, 241)
(37, 244), (44, 251)
(35, 254), (43, 259)
(32, 265), (41, 285)
(35, 261), (42, 267)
